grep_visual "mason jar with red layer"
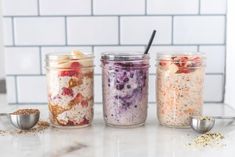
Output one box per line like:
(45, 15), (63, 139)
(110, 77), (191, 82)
(156, 52), (206, 128)
(46, 51), (94, 128)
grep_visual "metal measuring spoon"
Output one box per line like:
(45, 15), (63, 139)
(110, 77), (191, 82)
(190, 116), (235, 134)
(0, 109), (40, 130)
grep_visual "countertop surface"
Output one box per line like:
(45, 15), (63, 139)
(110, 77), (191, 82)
(0, 95), (235, 157)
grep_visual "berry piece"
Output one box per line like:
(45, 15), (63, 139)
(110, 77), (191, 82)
(127, 85), (131, 89)
(70, 62), (81, 69)
(116, 84), (124, 90)
(81, 100), (88, 107)
(79, 117), (89, 125)
(74, 93), (83, 103)
(130, 73), (134, 78)
(61, 87), (73, 97)
(59, 70), (77, 77)
(159, 60), (167, 66)
(123, 78), (129, 82)
(66, 120), (75, 126)
(177, 67), (190, 74)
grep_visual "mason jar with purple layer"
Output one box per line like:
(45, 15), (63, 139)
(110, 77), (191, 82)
(101, 52), (150, 128)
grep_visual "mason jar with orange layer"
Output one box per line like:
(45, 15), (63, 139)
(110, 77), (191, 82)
(46, 51), (94, 128)
(156, 53), (206, 128)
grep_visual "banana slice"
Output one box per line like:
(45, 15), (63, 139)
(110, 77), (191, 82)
(71, 50), (92, 67)
(168, 63), (178, 73)
(56, 55), (70, 68)
(71, 50), (86, 59)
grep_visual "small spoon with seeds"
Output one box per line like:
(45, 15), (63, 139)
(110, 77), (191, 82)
(0, 109), (40, 130)
(190, 116), (235, 134)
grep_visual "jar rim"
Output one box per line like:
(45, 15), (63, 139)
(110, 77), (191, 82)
(156, 51), (206, 60)
(155, 51), (206, 67)
(46, 52), (94, 60)
(101, 51), (149, 61)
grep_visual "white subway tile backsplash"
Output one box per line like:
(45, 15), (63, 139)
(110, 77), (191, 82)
(149, 46), (198, 73)
(93, 0), (145, 15)
(5, 47), (40, 75)
(14, 17), (65, 45)
(67, 17), (118, 45)
(121, 17), (172, 45)
(174, 16), (225, 44)
(2, 0), (227, 104)
(2, 0), (38, 16)
(2, 18), (13, 45)
(39, 0), (91, 15)
(147, 0), (199, 15)
(17, 76), (47, 103)
(41, 46), (92, 74)
(94, 75), (102, 103)
(200, 0), (227, 14)
(204, 75), (223, 102)
(94, 46), (145, 74)
(6, 77), (16, 103)
(200, 46), (225, 73)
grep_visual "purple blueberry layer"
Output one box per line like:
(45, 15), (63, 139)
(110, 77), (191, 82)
(102, 61), (149, 126)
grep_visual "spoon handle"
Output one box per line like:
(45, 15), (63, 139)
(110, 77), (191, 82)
(0, 113), (9, 117)
(212, 116), (235, 120)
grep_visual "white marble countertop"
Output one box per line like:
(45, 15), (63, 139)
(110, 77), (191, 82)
(0, 94), (235, 157)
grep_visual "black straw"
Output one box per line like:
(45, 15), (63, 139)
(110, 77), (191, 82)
(144, 30), (156, 54)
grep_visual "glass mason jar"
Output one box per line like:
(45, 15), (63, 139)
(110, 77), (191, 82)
(46, 51), (94, 128)
(101, 52), (150, 128)
(156, 52), (205, 128)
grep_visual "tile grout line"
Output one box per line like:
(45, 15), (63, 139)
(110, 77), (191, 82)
(11, 17), (15, 46)
(91, 46), (94, 54)
(91, 0), (94, 15)
(14, 76), (19, 103)
(222, 14), (227, 103)
(64, 17), (68, 45)
(39, 46), (43, 75)
(198, 0), (201, 15)
(145, 0), (147, 15)
(4, 43), (227, 47)
(37, 0), (40, 16)
(171, 16), (174, 45)
(3, 14), (227, 18)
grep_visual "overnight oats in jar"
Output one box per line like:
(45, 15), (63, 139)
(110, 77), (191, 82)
(156, 53), (205, 128)
(101, 52), (149, 128)
(46, 51), (94, 128)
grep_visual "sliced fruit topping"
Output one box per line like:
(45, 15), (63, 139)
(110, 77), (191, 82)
(61, 87), (74, 97)
(71, 50), (86, 59)
(59, 70), (77, 77)
(74, 93), (84, 103)
(168, 63), (179, 73)
(168, 55), (202, 74)
(79, 117), (89, 125)
(66, 120), (76, 126)
(176, 67), (190, 74)
(159, 60), (168, 66)
(81, 100), (88, 107)
(70, 62), (81, 69)
(178, 57), (188, 67)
